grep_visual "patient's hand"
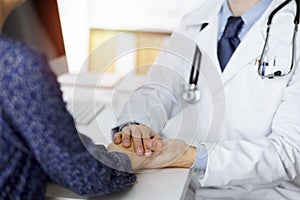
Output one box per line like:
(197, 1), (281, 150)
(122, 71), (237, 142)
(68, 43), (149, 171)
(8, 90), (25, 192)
(108, 140), (151, 170)
(108, 139), (196, 171)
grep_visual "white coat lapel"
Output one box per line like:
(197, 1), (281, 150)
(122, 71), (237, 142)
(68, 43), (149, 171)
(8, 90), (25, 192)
(195, 14), (221, 74)
(183, 0), (225, 74)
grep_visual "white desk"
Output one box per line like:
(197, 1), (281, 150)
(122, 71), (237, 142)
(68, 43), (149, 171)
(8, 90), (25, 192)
(46, 169), (191, 200)
(45, 73), (192, 200)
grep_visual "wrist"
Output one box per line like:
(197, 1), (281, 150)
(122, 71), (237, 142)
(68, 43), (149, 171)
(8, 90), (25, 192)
(169, 146), (196, 168)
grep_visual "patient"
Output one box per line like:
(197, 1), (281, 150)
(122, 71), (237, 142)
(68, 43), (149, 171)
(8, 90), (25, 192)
(0, 1), (135, 199)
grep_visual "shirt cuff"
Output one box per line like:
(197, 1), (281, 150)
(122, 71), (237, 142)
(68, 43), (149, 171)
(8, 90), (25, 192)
(191, 144), (208, 171)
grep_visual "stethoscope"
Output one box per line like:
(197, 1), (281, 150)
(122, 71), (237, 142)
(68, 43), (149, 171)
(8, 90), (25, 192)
(182, 46), (202, 104)
(183, 0), (300, 104)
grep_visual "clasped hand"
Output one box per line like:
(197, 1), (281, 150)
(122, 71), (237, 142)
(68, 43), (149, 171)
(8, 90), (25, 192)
(113, 124), (162, 157)
(110, 124), (195, 170)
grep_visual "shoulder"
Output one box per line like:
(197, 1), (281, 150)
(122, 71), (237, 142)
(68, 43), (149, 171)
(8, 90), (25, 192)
(0, 35), (44, 62)
(181, 0), (218, 22)
(0, 35), (51, 79)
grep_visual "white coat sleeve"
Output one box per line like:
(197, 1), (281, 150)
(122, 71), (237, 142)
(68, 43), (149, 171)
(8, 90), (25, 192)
(200, 54), (300, 186)
(116, 31), (195, 133)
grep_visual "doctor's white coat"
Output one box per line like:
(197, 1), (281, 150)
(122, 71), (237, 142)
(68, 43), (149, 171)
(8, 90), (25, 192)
(117, 0), (300, 199)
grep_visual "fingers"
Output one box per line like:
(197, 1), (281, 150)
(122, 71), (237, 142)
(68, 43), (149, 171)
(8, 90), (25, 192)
(113, 124), (162, 157)
(139, 125), (152, 157)
(113, 127), (131, 147)
(147, 133), (163, 151)
(113, 132), (122, 144)
(131, 125), (144, 156)
(121, 127), (131, 147)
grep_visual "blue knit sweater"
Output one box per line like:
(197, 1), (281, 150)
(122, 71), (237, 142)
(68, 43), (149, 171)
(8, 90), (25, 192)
(0, 34), (136, 199)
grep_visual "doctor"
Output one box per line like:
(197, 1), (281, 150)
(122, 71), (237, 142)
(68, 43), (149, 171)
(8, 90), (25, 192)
(111, 0), (300, 199)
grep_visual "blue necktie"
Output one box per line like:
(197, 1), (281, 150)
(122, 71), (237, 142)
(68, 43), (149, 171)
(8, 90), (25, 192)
(218, 16), (244, 71)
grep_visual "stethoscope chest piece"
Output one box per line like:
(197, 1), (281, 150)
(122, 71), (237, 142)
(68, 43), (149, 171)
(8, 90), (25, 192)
(183, 45), (202, 104)
(182, 83), (200, 104)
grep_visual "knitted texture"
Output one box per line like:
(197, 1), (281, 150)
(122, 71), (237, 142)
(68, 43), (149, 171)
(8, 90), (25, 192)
(0, 34), (136, 199)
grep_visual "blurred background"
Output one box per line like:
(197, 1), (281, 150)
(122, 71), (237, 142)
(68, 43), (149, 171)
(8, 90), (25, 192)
(3, 0), (205, 76)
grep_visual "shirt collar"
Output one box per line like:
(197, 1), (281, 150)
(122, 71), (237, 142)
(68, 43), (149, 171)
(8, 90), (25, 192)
(241, 0), (272, 29)
(219, 0), (272, 40)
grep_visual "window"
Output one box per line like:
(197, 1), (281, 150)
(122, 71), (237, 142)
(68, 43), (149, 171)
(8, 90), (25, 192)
(57, 0), (205, 74)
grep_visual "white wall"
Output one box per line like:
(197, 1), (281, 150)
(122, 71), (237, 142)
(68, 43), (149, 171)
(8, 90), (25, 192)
(57, 0), (206, 74)
(57, 0), (89, 74)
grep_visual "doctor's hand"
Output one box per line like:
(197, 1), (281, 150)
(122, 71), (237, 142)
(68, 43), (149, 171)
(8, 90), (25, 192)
(108, 139), (196, 171)
(113, 124), (163, 157)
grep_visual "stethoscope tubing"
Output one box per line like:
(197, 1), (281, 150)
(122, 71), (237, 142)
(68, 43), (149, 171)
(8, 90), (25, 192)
(184, 0), (299, 103)
(257, 0), (299, 78)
